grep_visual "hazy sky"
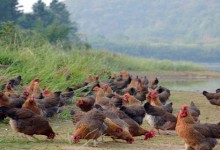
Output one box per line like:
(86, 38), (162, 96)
(18, 0), (63, 12)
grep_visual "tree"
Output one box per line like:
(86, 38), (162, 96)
(17, 0), (89, 47)
(49, 0), (71, 25)
(32, 0), (53, 27)
(0, 0), (21, 22)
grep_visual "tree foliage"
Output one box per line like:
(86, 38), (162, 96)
(0, 0), (21, 22)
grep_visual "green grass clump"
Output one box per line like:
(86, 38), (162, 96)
(0, 43), (206, 90)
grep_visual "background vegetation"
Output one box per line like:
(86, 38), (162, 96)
(0, 41), (205, 91)
(65, 0), (220, 62)
(0, 0), (89, 48)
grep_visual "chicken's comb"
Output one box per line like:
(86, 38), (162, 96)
(120, 71), (126, 75)
(93, 86), (99, 91)
(43, 89), (49, 94)
(124, 92), (130, 96)
(150, 90), (157, 95)
(102, 83), (108, 87)
(181, 105), (189, 110)
(34, 78), (40, 82)
(144, 130), (155, 140)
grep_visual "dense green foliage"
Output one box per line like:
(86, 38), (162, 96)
(0, 0), (88, 46)
(0, 0), (21, 22)
(65, 0), (220, 62)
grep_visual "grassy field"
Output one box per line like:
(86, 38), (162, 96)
(0, 43), (205, 91)
(0, 91), (220, 150)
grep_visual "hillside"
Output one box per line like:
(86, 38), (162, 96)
(65, 0), (220, 62)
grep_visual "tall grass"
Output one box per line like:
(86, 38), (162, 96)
(0, 43), (206, 90)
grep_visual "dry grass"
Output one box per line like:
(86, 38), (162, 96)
(0, 91), (220, 150)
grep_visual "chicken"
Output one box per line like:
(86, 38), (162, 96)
(27, 78), (40, 94)
(35, 91), (62, 117)
(60, 87), (74, 104)
(147, 90), (173, 113)
(127, 79), (137, 90)
(85, 74), (96, 83)
(0, 106), (55, 140)
(119, 105), (146, 125)
(164, 102), (173, 114)
(157, 86), (171, 105)
(0, 92), (10, 120)
(134, 78), (148, 102)
(102, 83), (114, 98)
(188, 101), (200, 123)
(70, 109), (107, 146)
(122, 77), (138, 96)
(43, 89), (54, 98)
(4, 83), (19, 98)
(93, 86), (112, 108)
(22, 96), (44, 116)
(70, 109), (86, 125)
(40, 91), (62, 108)
(0, 91), (28, 108)
(136, 78), (147, 92)
(216, 88), (220, 93)
(110, 73), (132, 93)
(9, 75), (22, 86)
(105, 120), (135, 144)
(110, 93), (123, 107)
(32, 80), (44, 99)
(147, 90), (164, 107)
(2, 75), (22, 91)
(102, 110), (135, 143)
(148, 77), (159, 89)
(70, 106), (133, 143)
(144, 102), (177, 134)
(76, 96), (95, 112)
(106, 73), (117, 85)
(203, 91), (220, 107)
(0, 92), (11, 107)
(142, 76), (149, 87)
(12, 90), (29, 107)
(122, 93), (141, 106)
(176, 106), (220, 150)
(120, 71), (130, 80)
(109, 107), (154, 139)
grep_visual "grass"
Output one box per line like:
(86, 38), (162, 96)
(0, 91), (220, 150)
(0, 43), (206, 91)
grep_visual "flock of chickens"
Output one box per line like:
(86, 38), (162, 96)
(0, 71), (220, 150)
